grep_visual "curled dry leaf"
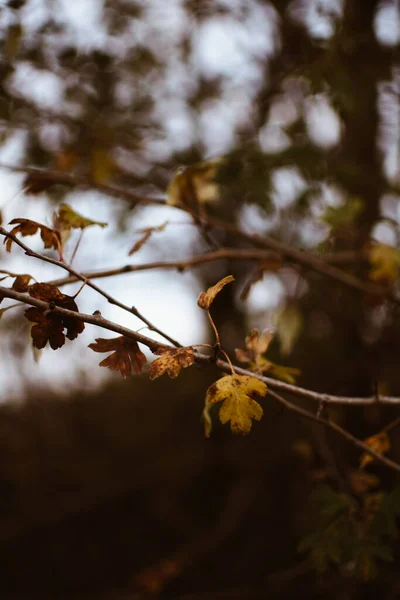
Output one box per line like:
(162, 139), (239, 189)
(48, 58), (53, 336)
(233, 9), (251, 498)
(149, 346), (195, 380)
(197, 275), (235, 310)
(128, 222), (168, 256)
(204, 374), (267, 437)
(88, 336), (146, 378)
(0, 270), (33, 292)
(167, 158), (222, 211)
(360, 431), (391, 469)
(24, 282), (85, 350)
(5, 218), (61, 253)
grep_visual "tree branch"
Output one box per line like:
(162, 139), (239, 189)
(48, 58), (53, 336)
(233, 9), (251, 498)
(0, 227), (181, 347)
(1, 285), (399, 474)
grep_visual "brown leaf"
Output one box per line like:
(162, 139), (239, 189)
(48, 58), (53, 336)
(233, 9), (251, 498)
(5, 218), (61, 253)
(23, 173), (57, 195)
(128, 222), (168, 256)
(149, 346), (195, 379)
(25, 283), (85, 349)
(88, 336), (147, 378)
(197, 275), (235, 310)
(25, 307), (65, 350)
(0, 270), (33, 292)
(12, 274), (33, 292)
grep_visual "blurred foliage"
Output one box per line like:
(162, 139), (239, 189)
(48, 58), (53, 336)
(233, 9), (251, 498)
(1, 0), (400, 598)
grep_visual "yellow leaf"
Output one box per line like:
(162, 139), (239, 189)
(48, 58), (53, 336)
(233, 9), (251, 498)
(167, 158), (223, 210)
(56, 203), (108, 230)
(368, 244), (400, 283)
(359, 431), (390, 469)
(91, 147), (115, 184)
(148, 346), (195, 379)
(204, 374), (267, 437)
(197, 275), (235, 310)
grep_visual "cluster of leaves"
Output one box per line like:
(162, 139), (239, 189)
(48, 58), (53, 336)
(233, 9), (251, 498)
(299, 483), (400, 580)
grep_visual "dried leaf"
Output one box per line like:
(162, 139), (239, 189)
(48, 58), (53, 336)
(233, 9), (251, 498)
(197, 275), (235, 310)
(25, 283), (85, 349)
(0, 270), (33, 292)
(89, 336), (146, 378)
(204, 374), (267, 436)
(368, 244), (400, 283)
(5, 218), (60, 253)
(360, 431), (391, 469)
(55, 203), (107, 231)
(128, 222), (168, 256)
(148, 346), (195, 379)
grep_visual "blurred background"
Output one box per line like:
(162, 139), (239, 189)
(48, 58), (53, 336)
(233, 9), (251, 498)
(0, 0), (400, 597)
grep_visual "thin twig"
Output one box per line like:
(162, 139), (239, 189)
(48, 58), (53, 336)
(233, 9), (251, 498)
(1, 286), (400, 473)
(0, 227), (181, 347)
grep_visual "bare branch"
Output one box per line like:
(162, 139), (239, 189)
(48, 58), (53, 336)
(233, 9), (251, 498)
(0, 226), (181, 347)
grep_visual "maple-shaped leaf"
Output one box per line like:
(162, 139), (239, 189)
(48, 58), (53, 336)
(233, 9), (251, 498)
(368, 244), (400, 283)
(360, 431), (391, 469)
(235, 329), (301, 384)
(88, 336), (146, 378)
(148, 346), (195, 379)
(5, 218), (61, 253)
(0, 270), (33, 292)
(55, 203), (108, 231)
(197, 275), (235, 310)
(25, 282), (85, 349)
(204, 374), (267, 437)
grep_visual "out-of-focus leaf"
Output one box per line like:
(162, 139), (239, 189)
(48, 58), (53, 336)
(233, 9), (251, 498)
(167, 158), (223, 211)
(55, 203), (107, 230)
(368, 244), (400, 283)
(5, 218), (61, 253)
(4, 23), (22, 61)
(360, 431), (390, 469)
(322, 197), (364, 229)
(90, 147), (115, 184)
(276, 303), (304, 356)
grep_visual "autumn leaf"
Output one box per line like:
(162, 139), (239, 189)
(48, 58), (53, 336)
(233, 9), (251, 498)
(0, 270), (33, 292)
(204, 374), (267, 437)
(90, 147), (115, 184)
(167, 158), (223, 211)
(25, 282), (85, 349)
(5, 218), (61, 253)
(22, 173), (57, 195)
(197, 275), (235, 310)
(148, 346), (195, 379)
(368, 244), (400, 283)
(128, 222), (168, 256)
(55, 203), (108, 231)
(235, 328), (300, 384)
(360, 431), (391, 469)
(88, 336), (146, 378)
